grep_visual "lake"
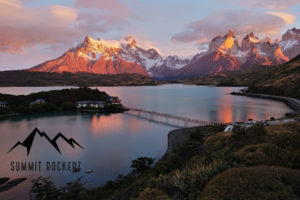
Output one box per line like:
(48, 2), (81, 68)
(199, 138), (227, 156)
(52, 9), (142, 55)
(0, 85), (292, 199)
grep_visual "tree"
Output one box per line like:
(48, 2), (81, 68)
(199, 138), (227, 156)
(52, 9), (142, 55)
(131, 157), (155, 176)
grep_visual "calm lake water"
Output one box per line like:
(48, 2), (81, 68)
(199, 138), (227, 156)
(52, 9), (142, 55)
(0, 85), (292, 199)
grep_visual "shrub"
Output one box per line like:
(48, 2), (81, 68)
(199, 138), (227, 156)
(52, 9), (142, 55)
(30, 176), (88, 200)
(30, 176), (61, 200)
(235, 143), (287, 166)
(137, 188), (171, 200)
(131, 157), (155, 176)
(60, 102), (76, 111)
(200, 166), (300, 200)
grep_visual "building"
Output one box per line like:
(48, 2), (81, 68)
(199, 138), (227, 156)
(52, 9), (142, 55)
(108, 96), (121, 105)
(30, 99), (46, 106)
(0, 101), (8, 108)
(76, 101), (106, 108)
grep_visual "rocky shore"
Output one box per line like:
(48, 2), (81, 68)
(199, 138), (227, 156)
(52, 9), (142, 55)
(163, 127), (197, 158)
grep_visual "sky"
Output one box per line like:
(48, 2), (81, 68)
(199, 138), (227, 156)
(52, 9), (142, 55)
(0, 0), (300, 70)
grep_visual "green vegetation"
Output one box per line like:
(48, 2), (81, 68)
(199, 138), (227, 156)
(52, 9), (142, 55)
(28, 122), (300, 199)
(0, 71), (162, 86)
(0, 87), (124, 116)
(30, 177), (87, 200)
(29, 157), (155, 200)
(131, 157), (155, 176)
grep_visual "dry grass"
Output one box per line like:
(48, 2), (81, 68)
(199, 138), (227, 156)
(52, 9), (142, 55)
(265, 122), (300, 135)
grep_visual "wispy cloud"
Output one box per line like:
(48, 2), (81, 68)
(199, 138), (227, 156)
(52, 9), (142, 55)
(267, 11), (296, 24)
(74, 0), (133, 17)
(214, 0), (300, 10)
(172, 10), (287, 44)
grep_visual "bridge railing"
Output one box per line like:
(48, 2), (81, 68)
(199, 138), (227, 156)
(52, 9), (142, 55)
(125, 107), (225, 126)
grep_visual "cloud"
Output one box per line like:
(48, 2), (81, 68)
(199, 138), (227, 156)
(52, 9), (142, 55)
(267, 11), (296, 24)
(74, 0), (136, 35)
(0, 0), (79, 53)
(214, 0), (300, 10)
(75, 11), (132, 34)
(172, 10), (287, 44)
(0, 0), (136, 54)
(74, 0), (132, 17)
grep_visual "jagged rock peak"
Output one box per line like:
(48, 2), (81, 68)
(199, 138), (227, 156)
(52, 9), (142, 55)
(225, 29), (235, 38)
(241, 32), (260, 51)
(208, 29), (239, 54)
(280, 27), (300, 59)
(125, 35), (137, 47)
(244, 32), (260, 42)
(262, 37), (272, 44)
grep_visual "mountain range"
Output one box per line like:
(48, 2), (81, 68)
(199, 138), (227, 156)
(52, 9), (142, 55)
(28, 28), (300, 79)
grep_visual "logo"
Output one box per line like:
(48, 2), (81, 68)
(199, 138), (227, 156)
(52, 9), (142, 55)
(8, 128), (83, 156)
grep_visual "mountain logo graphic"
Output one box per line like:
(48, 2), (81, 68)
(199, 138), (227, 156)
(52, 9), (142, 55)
(8, 128), (83, 156)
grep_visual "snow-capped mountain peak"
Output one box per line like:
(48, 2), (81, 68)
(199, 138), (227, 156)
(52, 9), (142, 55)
(29, 28), (300, 79)
(280, 27), (300, 59)
(74, 35), (164, 71)
(31, 35), (165, 75)
(164, 55), (190, 69)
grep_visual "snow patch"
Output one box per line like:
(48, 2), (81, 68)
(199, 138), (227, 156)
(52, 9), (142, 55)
(249, 37), (260, 43)
(233, 50), (248, 58)
(279, 40), (299, 51)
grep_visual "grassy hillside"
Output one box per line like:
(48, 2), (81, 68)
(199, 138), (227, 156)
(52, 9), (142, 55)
(176, 65), (274, 86)
(246, 55), (300, 99)
(180, 54), (300, 99)
(0, 70), (161, 86)
(29, 122), (300, 200)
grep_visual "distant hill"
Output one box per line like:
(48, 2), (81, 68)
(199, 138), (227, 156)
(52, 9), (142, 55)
(245, 54), (300, 99)
(0, 71), (161, 86)
(178, 54), (300, 99)
(216, 54), (300, 99)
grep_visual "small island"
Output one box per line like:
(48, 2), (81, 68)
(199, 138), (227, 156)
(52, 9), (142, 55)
(0, 87), (127, 117)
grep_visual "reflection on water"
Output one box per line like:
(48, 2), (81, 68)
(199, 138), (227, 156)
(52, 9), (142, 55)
(93, 85), (291, 122)
(0, 113), (171, 199)
(0, 84), (292, 199)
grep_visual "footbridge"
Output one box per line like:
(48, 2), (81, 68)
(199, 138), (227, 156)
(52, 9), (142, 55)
(125, 107), (224, 128)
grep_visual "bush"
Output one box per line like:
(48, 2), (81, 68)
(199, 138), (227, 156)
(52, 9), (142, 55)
(30, 176), (88, 200)
(131, 157), (155, 176)
(137, 188), (171, 200)
(235, 143), (287, 166)
(30, 176), (61, 200)
(30, 103), (57, 113)
(200, 166), (300, 200)
(60, 102), (76, 111)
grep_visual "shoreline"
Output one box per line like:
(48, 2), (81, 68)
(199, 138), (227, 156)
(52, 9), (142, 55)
(163, 92), (300, 158)
(231, 92), (300, 113)
(0, 108), (127, 120)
